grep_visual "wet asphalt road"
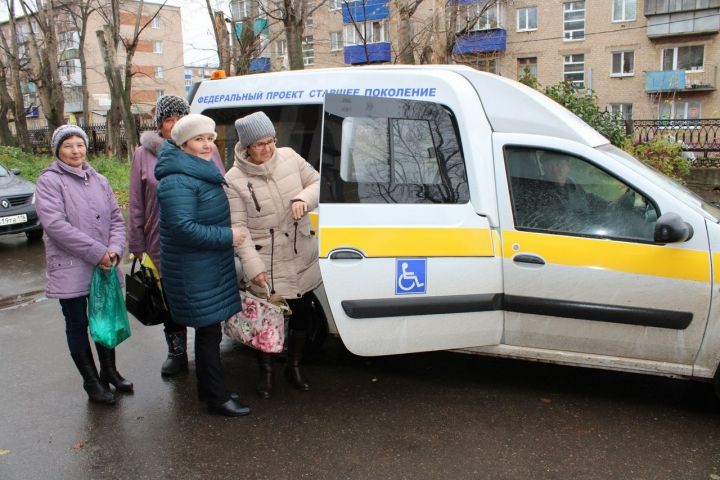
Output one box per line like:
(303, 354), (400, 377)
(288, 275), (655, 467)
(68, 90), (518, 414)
(3, 233), (720, 479)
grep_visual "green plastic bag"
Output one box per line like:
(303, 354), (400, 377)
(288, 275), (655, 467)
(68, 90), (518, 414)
(89, 265), (131, 348)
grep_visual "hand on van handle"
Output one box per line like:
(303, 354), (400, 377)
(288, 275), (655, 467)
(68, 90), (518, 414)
(231, 227), (246, 247)
(251, 272), (268, 287)
(291, 200), (308, 220)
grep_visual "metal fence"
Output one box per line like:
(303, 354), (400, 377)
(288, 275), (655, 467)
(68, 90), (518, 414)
(28, 121), (157, 155)
(631, 118), (720, 155)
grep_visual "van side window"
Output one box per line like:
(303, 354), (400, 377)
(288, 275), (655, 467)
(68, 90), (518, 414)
(321, 101), (469, 204)
(505, 147), (659, 242)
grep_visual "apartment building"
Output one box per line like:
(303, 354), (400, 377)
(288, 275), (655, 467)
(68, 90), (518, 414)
(185, 65), (217, 97)
(231, 0), (718, 121)
(1, 0), (184, 128)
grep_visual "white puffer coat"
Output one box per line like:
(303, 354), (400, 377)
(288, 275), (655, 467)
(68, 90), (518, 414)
(224, 143), (321, 299)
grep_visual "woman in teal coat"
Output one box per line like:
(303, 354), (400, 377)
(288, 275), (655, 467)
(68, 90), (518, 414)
(155, 114), (248, 417)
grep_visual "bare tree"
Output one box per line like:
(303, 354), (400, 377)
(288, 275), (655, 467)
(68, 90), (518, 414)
(394, 0), (424, 64)
(1, 0), (32, 151)
(19, 0), (65, 132)
(206, 0), (231, 74)
(97, 0), (168, 155)
(264, 0), (326, 70)
(0, 58), (18, 146)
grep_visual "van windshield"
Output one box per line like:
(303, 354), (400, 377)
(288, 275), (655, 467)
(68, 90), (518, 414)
(599, 144), (720, 222)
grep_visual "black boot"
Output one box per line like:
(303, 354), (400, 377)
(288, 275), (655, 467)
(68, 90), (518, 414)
(96, 343), (134, 393)
(284, 330), (311, 391)
(256, 351), (274, 399)
(162, 331), (188, 376)
(207, 398), (251, 417)
(70, 349), (115, 404)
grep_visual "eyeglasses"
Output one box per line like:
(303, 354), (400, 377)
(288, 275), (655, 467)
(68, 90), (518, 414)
(250, 138), (276, 150)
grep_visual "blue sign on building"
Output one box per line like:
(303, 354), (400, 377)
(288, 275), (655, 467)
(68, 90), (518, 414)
(395, 258), (427, 295)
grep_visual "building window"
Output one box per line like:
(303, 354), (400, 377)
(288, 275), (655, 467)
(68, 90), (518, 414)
(276, 39), (286, 57)
(330, 31), (343, 51)
(154, 66), (164, 79)
(329, 0), (342, 10)
(611, 51), (634, 76)
(660, 101), (701, 120)
(156, 89), (165, 100)
(153, 41), (162, 54)
(151, 16), (160, 29)
(344, 20), (389, 45)
(517, 57), (537, 79)
(517, 6), (537, 31)
(231, 0), (251, 19)
(612, 0), (636, 22)
(459, 2), (502, 32)
(477, 57), (497, 74)
(305, 2), (313, 27)
(609, 103), (633, 120)
(563, 53), (584, 87)
(302, 35), (314, 66)
(662, 45), (704, 71)
(563, 1), (585, 41)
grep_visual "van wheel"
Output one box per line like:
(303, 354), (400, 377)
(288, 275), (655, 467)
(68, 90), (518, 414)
(713, 366), (720, 400)
(305, 291), (328, 356)
(26, 229), (43, 241)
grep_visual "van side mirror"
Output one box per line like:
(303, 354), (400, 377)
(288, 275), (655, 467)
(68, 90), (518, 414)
(10, 167), (20, 175)
(654, 212), (693, 244)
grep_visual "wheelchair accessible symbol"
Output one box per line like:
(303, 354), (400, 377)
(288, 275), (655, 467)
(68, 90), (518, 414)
(395, 258), (427, 295)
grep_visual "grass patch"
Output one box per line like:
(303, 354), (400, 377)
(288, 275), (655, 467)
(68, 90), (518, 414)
(0, 146), (131, 207)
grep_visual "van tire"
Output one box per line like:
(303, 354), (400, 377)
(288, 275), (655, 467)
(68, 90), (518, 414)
(713, 365), (720, 400)
(305, 291), (328, 356)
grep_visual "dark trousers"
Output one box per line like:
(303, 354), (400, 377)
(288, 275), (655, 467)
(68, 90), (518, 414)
(163, 315), (186, 335)
(286, 294), (314, 332)
(195, 323), (229, 405)
(59, 296), (91, 354)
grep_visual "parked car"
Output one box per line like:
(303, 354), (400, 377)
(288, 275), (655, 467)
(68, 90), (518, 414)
(0, 163), (43, 240)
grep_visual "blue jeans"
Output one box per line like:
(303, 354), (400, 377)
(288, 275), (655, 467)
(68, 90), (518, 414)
(59, 296), (91, 353)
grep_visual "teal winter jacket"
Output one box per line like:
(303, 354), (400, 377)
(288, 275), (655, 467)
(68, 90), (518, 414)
(155, 141), (240, 328)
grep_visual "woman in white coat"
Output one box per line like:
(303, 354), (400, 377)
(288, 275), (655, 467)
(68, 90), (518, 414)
(224, 111), (321, 399)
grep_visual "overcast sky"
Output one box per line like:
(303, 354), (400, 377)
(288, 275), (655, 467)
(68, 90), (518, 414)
(178, 0), (224, 67)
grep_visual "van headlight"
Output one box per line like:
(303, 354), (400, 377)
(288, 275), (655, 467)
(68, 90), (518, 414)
(31, 193), (36, 204)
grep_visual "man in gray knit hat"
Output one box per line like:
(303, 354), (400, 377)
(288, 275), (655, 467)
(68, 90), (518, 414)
(129, 95), (226, 378)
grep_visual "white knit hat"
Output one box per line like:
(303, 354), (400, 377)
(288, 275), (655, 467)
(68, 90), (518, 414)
(171, 114), (217, 146)
(235, 111), (276, 148)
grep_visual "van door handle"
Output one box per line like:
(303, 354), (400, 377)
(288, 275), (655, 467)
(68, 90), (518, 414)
(329, 248), (364, 260)
(513, 254), (545, 265)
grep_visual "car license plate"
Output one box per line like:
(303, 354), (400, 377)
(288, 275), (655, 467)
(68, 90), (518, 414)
(0, 214), (27, 226)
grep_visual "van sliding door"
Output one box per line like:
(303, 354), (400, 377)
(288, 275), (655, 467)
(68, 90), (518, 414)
(318, 94), (503, 356)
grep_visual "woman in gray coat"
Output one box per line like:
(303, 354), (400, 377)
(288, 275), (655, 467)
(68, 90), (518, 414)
(35, 125), (132, 404)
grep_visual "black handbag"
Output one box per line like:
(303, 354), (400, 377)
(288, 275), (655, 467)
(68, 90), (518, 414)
(125, 258), (170, 326)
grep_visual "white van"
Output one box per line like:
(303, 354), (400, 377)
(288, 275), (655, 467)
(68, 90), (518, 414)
(190, 65), (720, 397)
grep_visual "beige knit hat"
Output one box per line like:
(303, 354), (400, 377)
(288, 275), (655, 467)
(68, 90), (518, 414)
(171, 114), (217, 146)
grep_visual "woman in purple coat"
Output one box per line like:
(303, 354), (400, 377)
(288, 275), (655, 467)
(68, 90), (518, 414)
(35, 125), (132, 404)
(128, 95), (226, 376)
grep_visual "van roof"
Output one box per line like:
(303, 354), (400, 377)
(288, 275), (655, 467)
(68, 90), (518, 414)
(192, 65), (609, 148)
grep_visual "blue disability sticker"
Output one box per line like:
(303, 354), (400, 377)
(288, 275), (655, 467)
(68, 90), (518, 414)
(395, 258), (427, 295)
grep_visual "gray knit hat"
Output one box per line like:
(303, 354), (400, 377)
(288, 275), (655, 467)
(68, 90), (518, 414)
(155, 95), (189, 127)
(171, 114), (217, 146)
(51, 124), (89, 159)
(235, 111), (275, 148)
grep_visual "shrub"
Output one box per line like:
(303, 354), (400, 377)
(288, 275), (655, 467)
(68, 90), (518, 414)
(626, 136), (691, 184)
(0, 146), (130, 207)
(543, 81), (630, 149)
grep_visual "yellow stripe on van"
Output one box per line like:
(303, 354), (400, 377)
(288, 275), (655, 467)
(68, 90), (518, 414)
(503, 230), (710, 282)
(319, 227), (494, 258)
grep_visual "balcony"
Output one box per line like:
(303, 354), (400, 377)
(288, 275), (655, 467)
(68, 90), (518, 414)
(342, 0), (389, 23)
(249, 57), (271, 72)
(452, 28), (506, 55)
(344, 42), (391, 64)
(645, 65), (717, 92)
(645, 0), (720, 37)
